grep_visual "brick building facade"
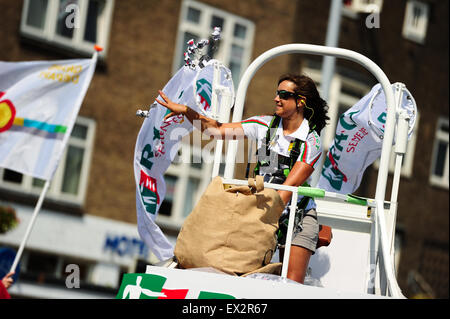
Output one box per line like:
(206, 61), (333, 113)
(0, 0), (447, 298)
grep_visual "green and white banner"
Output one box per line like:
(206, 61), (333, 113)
(318, 83), (416, 194)
(134, 61), (233, 261)
(116, 266), (388, 299)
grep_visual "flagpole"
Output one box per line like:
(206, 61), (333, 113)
(9, 180), (51, 273)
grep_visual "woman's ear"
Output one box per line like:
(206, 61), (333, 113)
(298, 98), (306, 107)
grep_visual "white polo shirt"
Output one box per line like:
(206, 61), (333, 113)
(241, 115), (322, 168)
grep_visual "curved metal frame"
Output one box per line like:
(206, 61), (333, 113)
(222, 44), (404, 297)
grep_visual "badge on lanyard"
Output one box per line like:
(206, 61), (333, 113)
(288, 140), (295, 153)
(269, 134), (279, 149)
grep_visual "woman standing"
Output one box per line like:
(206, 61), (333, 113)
(156, 73), (329, 283)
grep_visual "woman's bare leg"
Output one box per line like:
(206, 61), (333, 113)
(279, 245), (312, 284)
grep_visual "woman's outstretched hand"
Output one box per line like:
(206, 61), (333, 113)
(155, 90), (188, 121)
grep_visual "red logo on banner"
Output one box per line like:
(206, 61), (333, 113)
(0, 92), (16, 133)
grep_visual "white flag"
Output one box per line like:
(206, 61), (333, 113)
(134, 60), (233, 261)
(0, 53), (97, 180)
(318, 83), (417, 194)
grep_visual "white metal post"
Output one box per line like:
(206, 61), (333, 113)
(311, 0), (343, 187)
(280, 191), (299, 279)
(9, 180), (51, 273)
(210, 62), (221, 121)
(389, 84), (410, 258)
(210, 61), (221, 178)
(321, 0), (343, 102)
(367, 204), (379, 294)
(211, 62), (233, 178)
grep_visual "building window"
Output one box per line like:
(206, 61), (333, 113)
(429, 117), (449, 189)
(342, 0), (383, 16)
(402, 0), (429, 44)
(20, 0), (115, 58)
(158, 174), (177, 217)
(156, 141), (214, 229)
(0, 116), (96, 206)
(18, 249), (103, 288)
(173, 0), (255, 86)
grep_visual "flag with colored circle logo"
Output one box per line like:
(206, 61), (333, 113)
(134, 60), (233, 261)
(0, 54), (97, 180)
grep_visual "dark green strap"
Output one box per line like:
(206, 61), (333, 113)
(297, 196), (311, 210)
(289, 138), (302, 170)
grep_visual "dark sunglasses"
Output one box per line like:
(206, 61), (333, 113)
(276, 90), (298, 100)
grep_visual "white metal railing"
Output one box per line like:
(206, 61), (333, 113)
(220, 178), (375, 279)
(215, 44), (405, 298)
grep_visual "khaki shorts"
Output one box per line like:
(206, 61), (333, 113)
(291, 208), (319, 254)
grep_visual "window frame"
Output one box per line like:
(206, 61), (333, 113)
(402, 0), (429, 45)
(172, 0), (255, 85)
(155, 141), (214, 229)
(20, 0), (115, 58)
(0, 116), (96, 206)
(429, 117), (449, 189)
(342, 0), (383, 17)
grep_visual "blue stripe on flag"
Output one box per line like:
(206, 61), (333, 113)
(23, 119), (65, 133)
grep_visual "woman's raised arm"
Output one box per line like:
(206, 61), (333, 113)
(156, 90), (244, 140)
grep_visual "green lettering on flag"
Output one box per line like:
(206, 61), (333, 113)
(140, 144), (154, 170)
(339, 111), (359, 130)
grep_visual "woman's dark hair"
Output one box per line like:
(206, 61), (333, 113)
(278, 73), (330, 133)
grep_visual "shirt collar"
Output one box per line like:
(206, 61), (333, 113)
(277, 118), (310, 141)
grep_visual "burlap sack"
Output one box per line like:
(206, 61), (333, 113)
(174, 175), (285, 275)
